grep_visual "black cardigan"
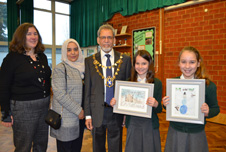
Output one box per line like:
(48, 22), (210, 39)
(0, 52), (51, 121)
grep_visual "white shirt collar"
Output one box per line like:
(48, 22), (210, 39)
(100, 49), (114, 58)
(137, 75), (146, 83)
(180, 74), (194, 79)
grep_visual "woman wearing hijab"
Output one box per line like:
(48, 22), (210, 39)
(50, 39), (85, 152)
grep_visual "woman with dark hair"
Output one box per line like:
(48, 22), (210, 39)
(163, 46), (220, 152)
(0, 23), (51, 152)
(111, 50), (162, 152)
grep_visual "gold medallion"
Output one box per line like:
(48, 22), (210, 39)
(106, 76), (114, 88)
(92, 53), (124, 87)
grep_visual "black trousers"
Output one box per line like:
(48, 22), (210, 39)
(92, 107), (123, 152)
(57, 119), (85, 152)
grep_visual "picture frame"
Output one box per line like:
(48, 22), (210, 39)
(87, 49), (95, 57)
(113, 80), (154, 118)
(166, 79), (205, 124)
(114, 29), (118, 36)
(120, 25), (128, 34)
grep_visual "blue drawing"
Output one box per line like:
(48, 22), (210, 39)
(181, 92), (187, 105)
(180, 92), (187, 114)
(180, 105), (187, 114)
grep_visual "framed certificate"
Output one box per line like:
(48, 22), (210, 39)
(166, 79), (205, 124)
(113, 80), (154, 118)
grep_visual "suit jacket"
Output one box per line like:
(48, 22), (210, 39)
(50, 62), (83, 141)
(84, 51), (131, 127)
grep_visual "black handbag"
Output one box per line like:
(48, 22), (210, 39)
(45, 63), (67, 130)
(45, 109), (61, 129)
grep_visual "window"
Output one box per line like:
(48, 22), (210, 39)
(0, 0), (8, 66)
(34, 0), (70, 69)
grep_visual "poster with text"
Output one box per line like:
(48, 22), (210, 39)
(133, 27), (155, 60)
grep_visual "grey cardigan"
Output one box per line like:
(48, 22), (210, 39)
(50, 62), (83, 141)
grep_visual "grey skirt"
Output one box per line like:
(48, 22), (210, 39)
(164, 126), (209, 152)
(125, 116), (161, 152)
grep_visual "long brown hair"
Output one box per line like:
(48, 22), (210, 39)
(131, 50), (155, 83)
(9, 23), (45, 54)
(178, 46), (210, 85)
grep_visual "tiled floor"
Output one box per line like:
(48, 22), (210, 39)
(0, 112), (226, 152)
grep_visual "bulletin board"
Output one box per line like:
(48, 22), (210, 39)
(132, 27), (155, 61)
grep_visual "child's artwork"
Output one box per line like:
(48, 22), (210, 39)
(171, 84), (199, 119)
(113, 81), (154, 118)
(118, 86), (148, 113)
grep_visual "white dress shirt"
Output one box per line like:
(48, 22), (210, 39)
(100, 49), (115, 102)
(86, 49), (115, 120)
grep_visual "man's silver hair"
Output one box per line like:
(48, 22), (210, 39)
(97, 24), (115, 37)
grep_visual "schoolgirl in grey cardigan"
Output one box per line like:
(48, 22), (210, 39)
(50, 39), (85, 151)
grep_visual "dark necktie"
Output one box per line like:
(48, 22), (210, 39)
(105, 54), (114, 105)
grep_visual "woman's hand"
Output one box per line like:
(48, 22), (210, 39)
(201, 103), (209, 117)
(162, 96), (170, 106)
(110, 98), (116, 107)
(146, 97), (158, 108)
(78, 109), (84, 119)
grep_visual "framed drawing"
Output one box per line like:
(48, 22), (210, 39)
(166, 79), (205, 124)
(120, 25), (128, 34)
(113, 80), (154, 118)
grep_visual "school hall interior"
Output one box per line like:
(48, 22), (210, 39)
(0, 0), (226, 151)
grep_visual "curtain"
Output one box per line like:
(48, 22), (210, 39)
(7, 0), (18, 43)
(7, 0), (33, 46)
(70, 0), (186, 47)
(71, 0), (105, 47)
(121, 0), (185, 16)
(20, 0), (33, 24)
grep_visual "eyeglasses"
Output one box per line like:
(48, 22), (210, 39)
(99, 36), (114, 40)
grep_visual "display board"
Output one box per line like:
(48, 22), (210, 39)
(132, 27), (155, 61)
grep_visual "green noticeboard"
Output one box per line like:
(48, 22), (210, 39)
(133, 27), (155, 61)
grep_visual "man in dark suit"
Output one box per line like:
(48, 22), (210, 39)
(84, 24), (131, 152)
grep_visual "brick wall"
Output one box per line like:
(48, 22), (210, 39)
(109, 10), (163, 81)
(108, 0), (226, 113)
(164, 0), (226, 112)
